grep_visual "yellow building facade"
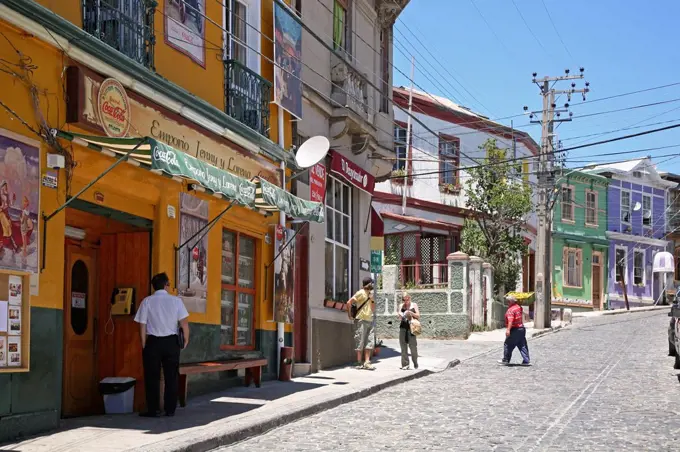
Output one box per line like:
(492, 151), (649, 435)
(0, 0), (309, 439)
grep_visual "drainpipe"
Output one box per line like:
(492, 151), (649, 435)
(277, 108), (285, 374)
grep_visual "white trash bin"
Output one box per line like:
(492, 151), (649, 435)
(99, 377), (136, 414)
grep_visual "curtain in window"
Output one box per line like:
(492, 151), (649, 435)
(333, 1), (345, 50)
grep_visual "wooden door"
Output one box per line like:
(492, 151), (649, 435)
(62, 243), (98, 417)
(98, 232), (151, 413)
(592, 252), (602, 310)
(293, 230), (308, 362)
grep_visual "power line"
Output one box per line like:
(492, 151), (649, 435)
(540, 0), (574, 61)
(511, 0), (550, 57)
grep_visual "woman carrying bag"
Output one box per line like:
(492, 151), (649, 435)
(397, 293), (420, 370)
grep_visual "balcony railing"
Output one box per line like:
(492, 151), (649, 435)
(83, 0), (156, 69)
(224, 59), (271, 138)
(331, 57), (369, 121)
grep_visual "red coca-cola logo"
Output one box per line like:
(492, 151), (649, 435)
(97, 78), (131, 138)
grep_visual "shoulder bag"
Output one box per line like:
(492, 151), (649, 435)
(409, 318), (422, 336)
(350, 299), (370, 319)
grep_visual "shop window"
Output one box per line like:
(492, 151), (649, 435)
(221, 229), (256, 348)
(325, 176), (351, 302)
(615, 248), (627, 283)
(633, 249), (645, 285)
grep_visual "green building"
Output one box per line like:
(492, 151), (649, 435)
(552, 171), (609, 311)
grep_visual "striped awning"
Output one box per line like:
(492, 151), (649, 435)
(254, 177), (324, 223)
(56, 131), (256, 206)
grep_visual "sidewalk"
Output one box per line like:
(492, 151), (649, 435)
(1, 341), (500, 452)
(572, 305), (670, 318)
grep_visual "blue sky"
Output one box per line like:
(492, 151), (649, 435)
(393, 0), (680, 174)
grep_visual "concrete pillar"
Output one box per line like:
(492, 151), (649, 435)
(469, 256), (483, 327)
(482, 262), (494, 328)
(447, 251), (469, 314)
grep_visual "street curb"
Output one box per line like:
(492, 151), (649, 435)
(531, 324), (565, 338)
(146, 359), (460, 452)
(572, 306), (669, 318)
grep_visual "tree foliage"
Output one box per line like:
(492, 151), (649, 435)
(461, 139), (533, 293)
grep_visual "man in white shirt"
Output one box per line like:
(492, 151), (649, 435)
(134, 272), (190, 417)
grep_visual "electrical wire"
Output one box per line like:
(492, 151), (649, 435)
(511, 0), (550, 57)
(540, 0), (574, 62)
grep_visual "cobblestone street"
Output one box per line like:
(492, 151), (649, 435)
(222, 311), (678, 451)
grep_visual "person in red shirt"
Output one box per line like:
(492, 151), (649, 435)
(498, 295), (531, 366)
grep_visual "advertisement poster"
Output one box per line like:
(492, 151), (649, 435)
(0, 336), (5, 366)
(274, 225), (295, 324)
(0, 300), (6, 333)
(274, 2), (302, 119)
(8, 274), (21, 305)
(7, 305), (20, 334)
(309, 163), (326, 204)
(178, 193), (208, 313)
(165, 0), (206, 66)
(7, 335), (20, 367)
(0, 130), (40, 274)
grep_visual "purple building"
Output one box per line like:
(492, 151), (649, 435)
(586, 158), (677, 308)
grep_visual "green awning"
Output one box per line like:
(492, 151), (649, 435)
(254, 177), (324, 223)
(56, 131), (256, 206)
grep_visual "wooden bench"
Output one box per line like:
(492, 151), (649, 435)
(176, 358), (267, 407)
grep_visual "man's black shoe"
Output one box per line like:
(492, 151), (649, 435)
(165, 412), (175, 417)
(139, 411), (160, 418)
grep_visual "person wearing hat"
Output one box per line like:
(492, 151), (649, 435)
(499, 294), (531, 366)
(346, 277), (376, 370)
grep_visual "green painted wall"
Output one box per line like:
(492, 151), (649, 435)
(0, 307), (63, 443)
(552, 170), (609, 307)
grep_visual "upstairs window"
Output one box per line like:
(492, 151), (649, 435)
(642, 195), (652, 228)
(393, 124), (408, 171)
(585, 190), (598, 226)
(561, 185), (574, 222)
(333, 0), (348, 52)
(230, 0), (248, 65)
(621, 191), (631, 224)
(439, 135), (460, 188)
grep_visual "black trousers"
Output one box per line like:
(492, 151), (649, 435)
(143, 335), (180, 414)
(503, 327), (530, 363)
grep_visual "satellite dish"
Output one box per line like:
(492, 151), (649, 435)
(643, 210), (652, 219)
(295, 136), (329, 169)
(633, 201), (642, 211)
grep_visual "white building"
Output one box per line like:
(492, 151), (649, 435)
(373, 87), (539, 292)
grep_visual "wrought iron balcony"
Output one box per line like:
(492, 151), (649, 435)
(82, 0), (156, 70)
(224, 59), (271, 138)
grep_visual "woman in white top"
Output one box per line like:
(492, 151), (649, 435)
(397, 292), (420, 369)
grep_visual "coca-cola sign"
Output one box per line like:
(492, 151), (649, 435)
(329, 150), (375, 195)
(97, 78), (130, 138)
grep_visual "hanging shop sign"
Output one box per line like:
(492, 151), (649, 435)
(273, 1), (303, 119)
(370, 250), (383, 274)
(309, 163), (326, 203)
(65, 66), (280, 184)
(97, 78), (131, 138)
(329, 150), (375, 195)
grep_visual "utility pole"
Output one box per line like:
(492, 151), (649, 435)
(526, 69), (590, 329)
(402, 56), (415, 215)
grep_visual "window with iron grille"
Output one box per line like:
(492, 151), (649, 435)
(633, 249), (645, 285)
(83, 0), (155, 69)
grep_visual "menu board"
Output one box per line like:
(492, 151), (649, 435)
(0, 274), (24, 369)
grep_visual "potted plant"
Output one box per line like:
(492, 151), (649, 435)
(439, 183), (460, 194)
(373, 339), (383, 356)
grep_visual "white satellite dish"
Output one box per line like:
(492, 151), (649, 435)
(295, 136), (330, 169)
(633, 201), (642, 211)
(643, 210), (652, 219)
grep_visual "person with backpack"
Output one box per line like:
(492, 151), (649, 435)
(346, 277), (376, 370)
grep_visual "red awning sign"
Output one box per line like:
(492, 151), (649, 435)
(309, 163), (326, 203)
(329, 150), (375, 195)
